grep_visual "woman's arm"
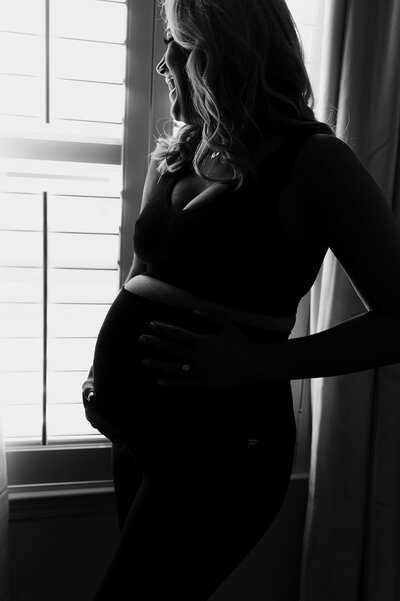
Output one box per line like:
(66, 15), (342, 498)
(252, 134), (400, 380)
(123, 156), (161, 283)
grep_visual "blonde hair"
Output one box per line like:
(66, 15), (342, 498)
(152, 0), (334, 188)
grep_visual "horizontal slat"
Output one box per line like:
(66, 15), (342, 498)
(0, 339), (43, 371)
(48, 303), (110, 337)
(0, 303), (43, 337)
(52, 38), (126, 83)
(0, 74), (44, 117)
(0, 32), (44, 76)
(3, 404), (42, 440)
(52, 79), (125, 123)
(0, 192), (42, 231)
(48, 232), (119, 269)
(0, 231), (42, 267)
(47, 403), (98, 438)
(48, 268), (119, 303)
(51, 0), (127, 44)
(0, 158), (122, 199)
(0, 268), (42, 302)
(48, 195), (121, 234)
(1, 372), (42, 406)
(0, 116), (123, 142)
(47, 338), (96, 371)
(0, 0), (45, 36)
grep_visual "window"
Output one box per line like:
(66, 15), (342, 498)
(1, 0), (127, 447)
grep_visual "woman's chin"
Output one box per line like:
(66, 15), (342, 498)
(170, 102), (182, 122)
(169, 91), (190, 124)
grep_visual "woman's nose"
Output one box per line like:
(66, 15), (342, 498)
(156, 55), (167, 76)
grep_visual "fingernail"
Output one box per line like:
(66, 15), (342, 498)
(149, 322), (159, 329)
(139, 335), (148, 343)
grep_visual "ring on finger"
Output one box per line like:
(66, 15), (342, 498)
(181, 363), (190, 375)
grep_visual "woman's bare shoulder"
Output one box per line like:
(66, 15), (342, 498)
(145, 156), (163, 191)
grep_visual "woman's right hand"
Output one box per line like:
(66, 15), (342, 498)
(82, 369), (126, 443)
(82, 367), (95, 407)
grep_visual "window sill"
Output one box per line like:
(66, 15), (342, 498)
(6, 443), (309, 521)
(6, 442), (113, 490)
(8, 483), (117, 522)
(8, 479), (114, 501)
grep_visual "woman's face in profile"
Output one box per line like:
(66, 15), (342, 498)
(156, 28), (192, 124)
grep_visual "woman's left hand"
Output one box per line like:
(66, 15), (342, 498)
(139, 310), (260, 388)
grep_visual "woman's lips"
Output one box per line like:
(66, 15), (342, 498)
(166, 76), (176, 92)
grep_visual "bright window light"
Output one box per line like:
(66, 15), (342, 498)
(0, 0), (127, 445)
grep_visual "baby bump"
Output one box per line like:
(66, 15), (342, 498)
(93, 288), (159, 393)
(92, 288), (220, 438)
(92, 287), (296, 454)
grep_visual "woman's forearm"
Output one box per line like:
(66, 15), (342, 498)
(253, 309), (400, 382)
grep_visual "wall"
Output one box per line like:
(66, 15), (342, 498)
(9, 476), (308, 601)
(9, 490), (119, 601)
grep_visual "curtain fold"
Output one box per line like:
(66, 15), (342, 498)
(300, 1), (400, 599)
(0, 408), (9, 601)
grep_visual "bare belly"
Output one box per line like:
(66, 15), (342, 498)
(123, 274), (296, 332)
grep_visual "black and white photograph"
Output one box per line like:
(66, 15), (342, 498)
(1, 0), (400, 600)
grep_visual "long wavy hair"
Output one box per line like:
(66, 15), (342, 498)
(152, 0), (334, 188)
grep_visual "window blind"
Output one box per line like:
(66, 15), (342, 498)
(0, 0), (127, 444)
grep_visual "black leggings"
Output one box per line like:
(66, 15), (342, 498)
(91, 289), (296, 600)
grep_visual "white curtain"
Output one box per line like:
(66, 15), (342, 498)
(300, 1), (400, 599)
(0, 408), (9, 601)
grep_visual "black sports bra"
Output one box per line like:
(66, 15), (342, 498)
(133, 133), (327, 316)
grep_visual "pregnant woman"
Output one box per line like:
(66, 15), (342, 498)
(83, 0), (400, 599)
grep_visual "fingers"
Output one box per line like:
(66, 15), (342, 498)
(139, 332), (191, 359)
(142, 357), (194, 377)
(145, 310), (237, 345)
(147, 321), (202, 346)
(192, 309), (238, 332)
(82, 386), (96, 408)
